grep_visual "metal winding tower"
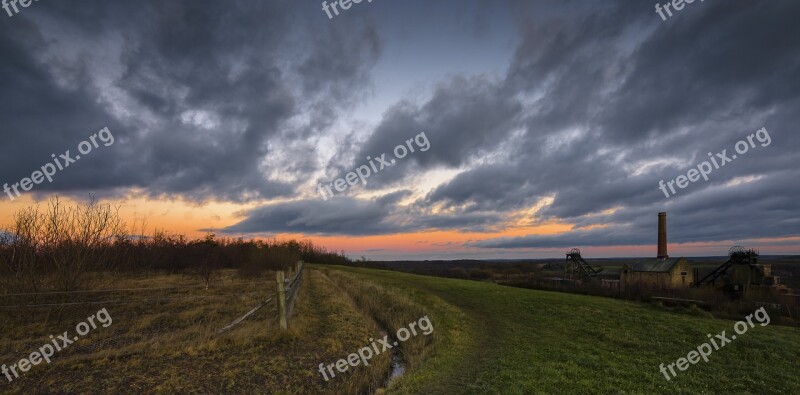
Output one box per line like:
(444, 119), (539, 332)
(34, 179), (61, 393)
(694, 246), (759, 287)
(564, 248), (603, 280)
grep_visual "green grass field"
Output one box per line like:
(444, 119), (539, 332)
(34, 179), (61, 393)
(320, 265), (800, 394)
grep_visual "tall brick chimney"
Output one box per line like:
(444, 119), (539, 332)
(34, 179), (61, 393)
(657, 212), (668, 260)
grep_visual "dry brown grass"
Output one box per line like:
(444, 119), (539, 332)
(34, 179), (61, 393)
(0, 268), (399, 394)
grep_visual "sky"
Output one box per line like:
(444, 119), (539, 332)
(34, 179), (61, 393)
(0, 0), (798, 260)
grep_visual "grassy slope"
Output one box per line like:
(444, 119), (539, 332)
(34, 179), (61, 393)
(322, 265), (800, 395)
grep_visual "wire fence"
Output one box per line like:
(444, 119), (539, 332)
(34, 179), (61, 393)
(0, 262), (308, 369)
(0, 292), (265, 309)
(0, 282), (266, 298)
(0, 280), (275, 309)
(218, 261), (305, 334)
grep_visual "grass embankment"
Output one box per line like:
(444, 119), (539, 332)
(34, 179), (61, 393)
(320, 265), (800, 394)
(321, 269), (442, 385)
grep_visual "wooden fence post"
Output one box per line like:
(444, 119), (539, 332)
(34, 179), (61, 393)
(276, 270), (287, 331)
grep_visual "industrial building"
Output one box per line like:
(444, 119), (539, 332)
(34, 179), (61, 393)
(620, 212), (694, 290)
(566, 211), (788, 297)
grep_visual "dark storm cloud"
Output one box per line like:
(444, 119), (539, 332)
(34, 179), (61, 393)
(0, 0), (380, 202)
(230, 1), (799, 242)
(421, 1), (800, 249)
(2, 0), (797, 249)
(473, 162), (800, 249)
(220, 193), (502, 236)
(368, 77), (522, 169)
(598, 1), (800, 144)
(221, 197), (390, 236)
(326, 76), (523, 188)
(0, 18), (131, 194)
(426, 162), (536, 212)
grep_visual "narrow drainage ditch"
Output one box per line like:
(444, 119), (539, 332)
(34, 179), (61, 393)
(318, 270), (407, 394)
(378, 330), (406, 391)
(363, 329), (408, 395)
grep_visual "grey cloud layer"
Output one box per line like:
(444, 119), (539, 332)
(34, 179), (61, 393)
(430, 1), (800, 248)
(1, 0), (380, 201)
(221, 194), (501, 236)
(2, 1), (798, 249)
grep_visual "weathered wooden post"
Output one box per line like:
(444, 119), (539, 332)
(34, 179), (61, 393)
(286, 261), (303, 319)
(276, 270), (287, 331)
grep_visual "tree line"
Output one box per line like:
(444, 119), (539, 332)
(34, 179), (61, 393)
(0, 197), (350, 294)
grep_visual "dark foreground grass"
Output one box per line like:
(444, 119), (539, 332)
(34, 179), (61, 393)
(0, 269), (391, 394)
(322, 265), (800, 394)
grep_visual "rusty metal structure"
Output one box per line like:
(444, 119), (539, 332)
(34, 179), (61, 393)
(692, 246), (775, 298)
(695, 246), (758, 286)
(564, 248), (603, 280)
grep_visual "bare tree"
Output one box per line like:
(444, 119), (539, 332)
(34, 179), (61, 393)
(37, 196), (125, 291)
(0, 205), (45, 294)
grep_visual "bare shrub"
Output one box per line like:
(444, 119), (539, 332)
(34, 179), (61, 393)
(42, 196), (125, 291)
(192, 233), (225, 288)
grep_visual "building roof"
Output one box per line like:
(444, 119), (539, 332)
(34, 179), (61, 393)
(629, 257), (686, 273)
